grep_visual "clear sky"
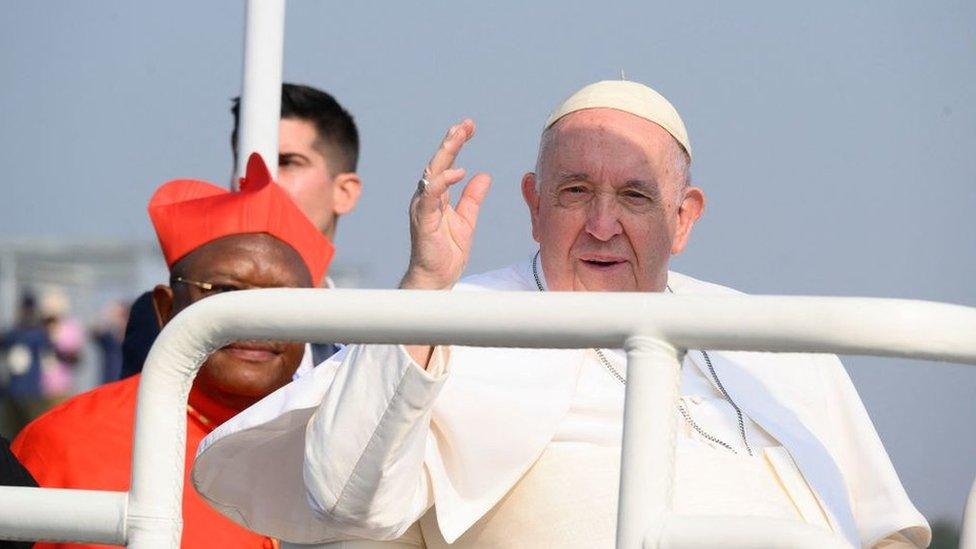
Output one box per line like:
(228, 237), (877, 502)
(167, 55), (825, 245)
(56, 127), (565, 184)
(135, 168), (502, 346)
(1, 0), (974, 526)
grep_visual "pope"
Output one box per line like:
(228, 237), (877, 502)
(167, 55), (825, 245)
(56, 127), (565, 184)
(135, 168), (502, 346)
(193, 82), (930, 548)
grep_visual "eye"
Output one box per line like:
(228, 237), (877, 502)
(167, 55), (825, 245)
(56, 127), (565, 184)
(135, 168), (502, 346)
(619, 189), (653, 208)
(556, 185), (593, 207)
(278, 154), (307, 168)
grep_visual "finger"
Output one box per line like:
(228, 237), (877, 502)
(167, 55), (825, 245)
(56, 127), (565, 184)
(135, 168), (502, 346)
(422, 167), (466, 198)
(426, 119), (476, 176)
(454, 173), (492, 228)
(427, 120), (472, 175)
(414, 168), (466, 216)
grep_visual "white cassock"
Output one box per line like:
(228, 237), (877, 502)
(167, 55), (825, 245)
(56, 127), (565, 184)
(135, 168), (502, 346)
(192, 257), (930, 548)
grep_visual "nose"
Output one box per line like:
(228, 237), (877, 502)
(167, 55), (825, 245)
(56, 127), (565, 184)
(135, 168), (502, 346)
(584, 193), (623, 242)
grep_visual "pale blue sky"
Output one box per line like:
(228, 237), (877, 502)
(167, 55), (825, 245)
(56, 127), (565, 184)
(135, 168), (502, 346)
(1, 1), (974, 525)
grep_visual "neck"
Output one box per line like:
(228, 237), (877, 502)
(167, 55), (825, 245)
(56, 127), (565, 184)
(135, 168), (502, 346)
(187, 384), (242, 429)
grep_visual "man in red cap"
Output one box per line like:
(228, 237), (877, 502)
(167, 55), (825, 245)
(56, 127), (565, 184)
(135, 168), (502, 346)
(11, 154), (331, 548)
(120, 83), (360, 379)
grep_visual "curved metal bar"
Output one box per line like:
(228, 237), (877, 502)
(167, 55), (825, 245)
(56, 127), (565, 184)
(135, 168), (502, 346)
(147, 289), (976, 360)
(128, 289), (976, 548)
(0, 487), (127, 545)
(3, 289), (974, 547)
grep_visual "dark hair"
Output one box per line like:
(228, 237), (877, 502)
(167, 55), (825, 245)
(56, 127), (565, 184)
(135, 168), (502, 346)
(231, 83), (359, 175)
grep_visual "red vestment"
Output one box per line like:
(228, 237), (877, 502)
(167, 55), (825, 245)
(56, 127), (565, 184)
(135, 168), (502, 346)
(12, 375), (277, 548)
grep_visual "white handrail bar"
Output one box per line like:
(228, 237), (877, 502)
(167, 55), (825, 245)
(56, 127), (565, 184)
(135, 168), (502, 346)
(144, 290), (976, 360)
(0, 487), (127, 545)
(0, 289), (973, 547)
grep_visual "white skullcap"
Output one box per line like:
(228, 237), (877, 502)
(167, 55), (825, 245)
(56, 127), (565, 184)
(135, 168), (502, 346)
(544, 80), (692, 161)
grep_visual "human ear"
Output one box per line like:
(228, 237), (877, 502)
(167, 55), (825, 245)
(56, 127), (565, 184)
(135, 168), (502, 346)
(521, 172), (542, 243)
(151, 285), (175, 329)
(331, 173), (362, 216)
(671, 186), (705, 255)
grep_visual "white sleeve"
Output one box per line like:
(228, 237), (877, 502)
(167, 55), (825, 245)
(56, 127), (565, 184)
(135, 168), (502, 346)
(818, 357), (930, 548)
(303, 343), (449, 540)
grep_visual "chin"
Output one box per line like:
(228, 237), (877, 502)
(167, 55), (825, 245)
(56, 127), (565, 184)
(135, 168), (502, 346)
(203, 353), (291, 399)
(575, 275), (638, 292)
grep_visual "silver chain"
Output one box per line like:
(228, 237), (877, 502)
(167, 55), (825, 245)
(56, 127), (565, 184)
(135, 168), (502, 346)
(531, 250), (753, 456)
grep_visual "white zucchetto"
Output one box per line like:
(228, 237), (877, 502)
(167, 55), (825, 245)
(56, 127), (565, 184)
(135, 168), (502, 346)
(545, 80), (692, 161)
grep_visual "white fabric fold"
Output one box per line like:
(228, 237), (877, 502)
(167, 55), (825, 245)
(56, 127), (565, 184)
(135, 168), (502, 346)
(304, 344), (448, 540)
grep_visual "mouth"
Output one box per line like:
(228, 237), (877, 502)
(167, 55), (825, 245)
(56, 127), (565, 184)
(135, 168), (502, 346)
(579, 256), (628, 271)
(219, 340), (282, 362)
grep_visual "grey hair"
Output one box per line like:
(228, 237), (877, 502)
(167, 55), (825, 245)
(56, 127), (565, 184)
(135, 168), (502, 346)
(668, 139), (692, 195)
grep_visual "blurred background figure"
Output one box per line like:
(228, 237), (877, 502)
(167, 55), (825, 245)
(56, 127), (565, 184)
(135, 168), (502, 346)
(0, 238), (164, 435)
(1, 287), (132, 438)
(0, 292), (53, 436)
(38, 288), (83, 402)
(90, 301), (129, 385)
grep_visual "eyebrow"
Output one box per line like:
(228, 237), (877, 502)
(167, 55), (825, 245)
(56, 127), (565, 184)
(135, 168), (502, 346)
(557, 172), (590, 183)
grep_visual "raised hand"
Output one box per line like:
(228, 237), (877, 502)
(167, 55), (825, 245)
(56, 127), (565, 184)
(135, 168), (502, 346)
(400, 119), (492, 290)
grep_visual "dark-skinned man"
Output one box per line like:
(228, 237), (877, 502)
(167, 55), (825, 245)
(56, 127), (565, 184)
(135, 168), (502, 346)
(121, 83), (361, 378)
(12, 154), (331, 548)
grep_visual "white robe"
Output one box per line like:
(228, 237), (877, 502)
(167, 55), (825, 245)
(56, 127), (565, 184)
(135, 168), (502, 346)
(192, 260), (929, 548)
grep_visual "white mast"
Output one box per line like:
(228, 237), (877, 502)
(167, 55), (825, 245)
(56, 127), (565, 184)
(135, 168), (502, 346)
(234, 0), (286, 186)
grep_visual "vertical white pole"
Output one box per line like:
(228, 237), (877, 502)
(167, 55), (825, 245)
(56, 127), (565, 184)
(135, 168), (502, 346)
(234, 0), (286, 186)
(126, 368), (190, 548)
(0, 251), (16, 326)
(616, 337), (683, 548)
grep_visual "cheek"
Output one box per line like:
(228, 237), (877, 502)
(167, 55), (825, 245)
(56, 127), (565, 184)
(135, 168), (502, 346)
(279, 170), (332, 210)
(282, 343), (305, 371)
(197, 354), (234, 392)
(624, 215), (674, 263)
(282, 177), (333, 232)
(538, 206), (585, 251)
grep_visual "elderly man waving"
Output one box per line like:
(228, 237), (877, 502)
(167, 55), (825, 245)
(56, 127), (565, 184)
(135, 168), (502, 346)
(193, 81), (929, 548)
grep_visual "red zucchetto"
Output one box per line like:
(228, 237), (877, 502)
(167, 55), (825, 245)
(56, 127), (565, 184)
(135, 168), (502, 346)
(148, 153), (333, 285)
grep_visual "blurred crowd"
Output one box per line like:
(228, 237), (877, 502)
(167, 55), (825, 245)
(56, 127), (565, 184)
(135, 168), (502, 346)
(0, 290), (128, 437)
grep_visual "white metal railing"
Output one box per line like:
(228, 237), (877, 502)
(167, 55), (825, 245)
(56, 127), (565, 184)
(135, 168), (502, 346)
(1, 289), (974, 547)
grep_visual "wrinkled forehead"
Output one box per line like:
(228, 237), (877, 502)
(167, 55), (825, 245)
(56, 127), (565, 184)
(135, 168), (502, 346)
(537, 108), (681, 181)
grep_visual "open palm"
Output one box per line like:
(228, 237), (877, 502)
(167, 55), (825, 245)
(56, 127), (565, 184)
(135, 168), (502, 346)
(401, 119), (492, 290)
